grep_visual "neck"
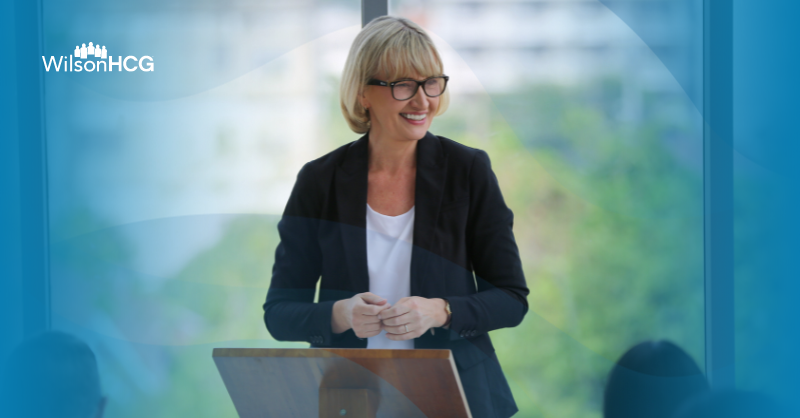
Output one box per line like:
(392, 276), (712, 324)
(367, 129), (418, 174)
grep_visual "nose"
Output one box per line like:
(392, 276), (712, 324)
(409, 85), (429, 109)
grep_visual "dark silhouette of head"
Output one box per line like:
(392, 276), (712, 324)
(1, 331), (105, 418)
(604, 340), (709, 418)
(673, 389), (786, 418)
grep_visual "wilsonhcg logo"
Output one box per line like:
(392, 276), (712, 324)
(42, 42), (154, 72)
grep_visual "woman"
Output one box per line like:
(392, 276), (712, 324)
(263, 16), (529, 417)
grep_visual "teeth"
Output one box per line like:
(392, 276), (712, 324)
(401, 113), (426, 121)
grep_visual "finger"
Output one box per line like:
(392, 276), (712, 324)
(356, 329), (383, 338)
(381, 313), (410, 327)
(380, 303), (411, 320)
(359, 293), (387, 305)
(359, 303), (391, 316)
(386, 329), (420, 341)
(353, 315), (382, 327)
(357, 324), (382, 333)
(362, 298), (388, 307)
(383, 323), (412, 335)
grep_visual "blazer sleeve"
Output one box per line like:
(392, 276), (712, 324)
(446, 149), (530, 338)
(262, 163), (338, 346)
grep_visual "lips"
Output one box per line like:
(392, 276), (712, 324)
(400, 112), (428, 129)
(400, 113), (426, 125)
(400, 113), (427, 121)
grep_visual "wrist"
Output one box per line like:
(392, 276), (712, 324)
(439, 298), (452, 328)
(331, 300), (350, 334)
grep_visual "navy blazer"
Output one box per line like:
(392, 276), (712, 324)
(263, 131), (529, 417)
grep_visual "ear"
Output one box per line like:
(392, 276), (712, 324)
(358, 89), (370, 110)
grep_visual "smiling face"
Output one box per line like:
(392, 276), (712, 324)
(359, 70), (440, 143)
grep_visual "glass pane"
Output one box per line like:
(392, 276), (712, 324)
(392, 1), (705, 416)
(42, 1), (361, 417)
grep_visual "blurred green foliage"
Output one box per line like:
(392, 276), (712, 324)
(470, 83), (704, 417)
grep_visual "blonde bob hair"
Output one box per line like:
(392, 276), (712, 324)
(340, 16), (450, 134)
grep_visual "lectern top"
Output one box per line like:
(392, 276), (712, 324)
(213, 348), (471, 418)
(213, 347), (452, 360)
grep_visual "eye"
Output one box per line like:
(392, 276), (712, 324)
(394, 81), (414, 88)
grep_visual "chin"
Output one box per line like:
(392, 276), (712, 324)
(409, 125), (430, 139)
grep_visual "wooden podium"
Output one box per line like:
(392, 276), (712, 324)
(213, 348), (472, 418)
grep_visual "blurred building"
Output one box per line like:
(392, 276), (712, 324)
(393, 0), (702, 121)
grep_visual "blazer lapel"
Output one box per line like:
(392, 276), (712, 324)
(411, 132), (447, 298)
(335, 133), (370, 294)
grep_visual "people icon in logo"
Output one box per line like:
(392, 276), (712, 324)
(74, 45), (80, 58)
(87, 42), (95, 56)
(94, 44), (102, 58)
(101, 46), (107, 59)
(80, 43), (87, 59)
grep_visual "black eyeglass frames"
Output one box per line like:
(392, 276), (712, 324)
(366, 75), (449, 101)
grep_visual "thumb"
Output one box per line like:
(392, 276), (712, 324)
(359, 293), (387, 305)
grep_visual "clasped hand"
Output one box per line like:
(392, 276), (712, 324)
(332, 292), (449, 341)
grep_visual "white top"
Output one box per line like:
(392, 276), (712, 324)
(365, 203), (415, 350)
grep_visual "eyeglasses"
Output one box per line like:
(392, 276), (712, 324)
(366, 75), (449, 101)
